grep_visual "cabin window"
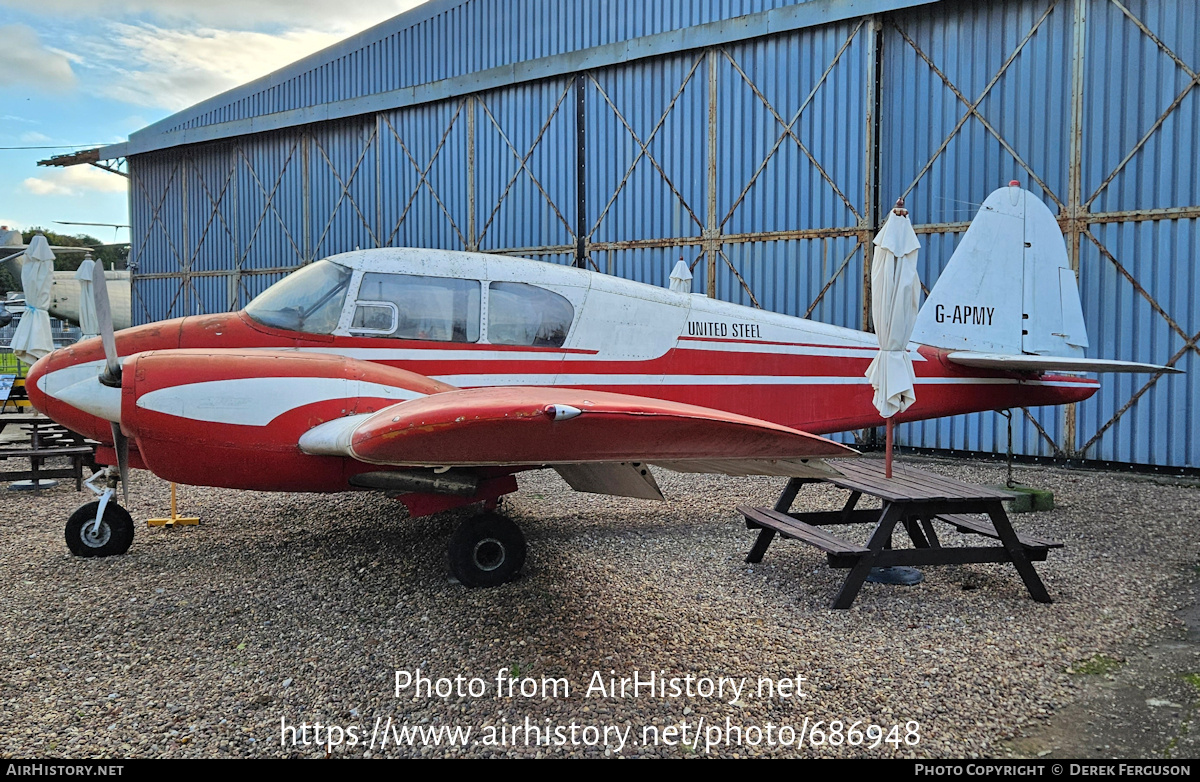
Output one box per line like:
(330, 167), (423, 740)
(487, 282), (573, 347)
(244, 260), (352, 334)
(351, 273), (480, 342)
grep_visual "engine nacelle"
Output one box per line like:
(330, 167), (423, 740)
(119, 349), (453, 491)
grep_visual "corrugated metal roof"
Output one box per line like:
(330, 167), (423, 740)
(102, 0), (937, 160)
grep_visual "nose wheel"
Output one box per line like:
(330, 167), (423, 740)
(66, 467), (133, 557)
(448, 512), (526, 587)
(65, 500), (134, 557)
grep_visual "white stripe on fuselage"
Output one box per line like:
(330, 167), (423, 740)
(137, 377), (425, 426)
(430, 374), (1096, 388)
(262, 340), (914, 361)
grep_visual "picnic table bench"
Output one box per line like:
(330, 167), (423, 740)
(0, 413), (99, 490)
(739, 459), (1061, 609)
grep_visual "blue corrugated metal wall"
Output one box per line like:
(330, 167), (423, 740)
(154, 0), (838, 137)
(127, 0), (1199, 469)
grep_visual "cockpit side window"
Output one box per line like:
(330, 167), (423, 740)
(351, 273), (481, 343)
(244, 260), (352, 334)
(487, 282), (574, 347)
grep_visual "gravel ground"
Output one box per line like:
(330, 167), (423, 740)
(1, 455), (1197, 759)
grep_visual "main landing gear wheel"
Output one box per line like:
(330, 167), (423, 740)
(65, 501), (134, 558)
(448, 512), (526, 588)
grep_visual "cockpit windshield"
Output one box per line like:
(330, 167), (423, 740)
(244, 260), (352, 334)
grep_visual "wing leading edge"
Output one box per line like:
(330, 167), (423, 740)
(299, 386), (855, 497)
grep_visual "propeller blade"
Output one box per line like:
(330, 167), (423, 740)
(92, 261), (120, 381)
(111, 422), (130, 505)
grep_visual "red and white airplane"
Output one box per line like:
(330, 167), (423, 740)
(26, 185), (1173, 585)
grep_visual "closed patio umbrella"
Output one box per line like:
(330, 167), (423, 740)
(75, 254), (100, 339)
(669, 259), (693, 294)
(865, 199), (922, 478)
(11, 234), (56, 365)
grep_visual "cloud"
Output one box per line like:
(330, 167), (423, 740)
(0, 24), (78, 92)
(1, 0), (421, 30)
(80, 19), (403, 111)
(19, 131), (53, 143)
(24, 166), (127, 197)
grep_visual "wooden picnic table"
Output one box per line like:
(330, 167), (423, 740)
(738, 459), (1061, 609)
(0, 413), (99, 490)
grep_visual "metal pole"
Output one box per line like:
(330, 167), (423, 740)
(1005, 409), (1015, 488)
(467, 96), (477, 252)
(885, 417), (894, 478)
(1063, 0), (1088, 458)
(706, 47), (718, 298)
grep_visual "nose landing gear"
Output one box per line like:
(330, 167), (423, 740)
(66, 467), (133, 558)
(65, 499), (133, 557)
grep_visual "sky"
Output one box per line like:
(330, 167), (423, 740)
(0, 0), (427, 246)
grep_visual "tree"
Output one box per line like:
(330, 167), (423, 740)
(20, 228), (129, 272)
(0, 265), (17, 297)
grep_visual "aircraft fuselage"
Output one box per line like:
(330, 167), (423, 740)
(27, 249), (1097, 492)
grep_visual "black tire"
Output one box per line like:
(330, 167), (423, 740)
(65, 501), (134, 558)
(448, 512), (526, 588)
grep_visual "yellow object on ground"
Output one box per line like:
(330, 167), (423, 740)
(147, 482), (199, 527)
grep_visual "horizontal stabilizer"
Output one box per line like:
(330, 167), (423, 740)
(946, 352), (1181, 375)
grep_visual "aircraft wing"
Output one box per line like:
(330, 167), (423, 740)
(299, 386), (855, 499)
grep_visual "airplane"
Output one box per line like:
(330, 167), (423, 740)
(1, 228), (133, 331)
(25, 184), (1176, 587)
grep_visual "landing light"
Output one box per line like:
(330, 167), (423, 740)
(543, 404), (582, 421)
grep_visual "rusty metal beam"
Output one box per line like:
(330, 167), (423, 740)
(37, 148), (100, 167)
(1063, 0), (1088, 457)
(1084, 205), (1200, 224)
(466, 96), (477, 252)
(913, 221), (972, 235)
(804, 240), (863, 319)
(137, 266), (306, 280)
(863, 14), (882, 332)
(302, 131), (311, 262)
(707, 47), (719, 299)
(1021, 407), (1066, 458)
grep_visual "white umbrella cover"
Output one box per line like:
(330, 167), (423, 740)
(865, 208), (922, 418)
(75, 256), (100, 338)
(11, 234), (56, 365)
(669, 260), (693, 293)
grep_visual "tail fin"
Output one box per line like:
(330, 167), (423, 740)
(912, 182), (1088, 358)
(913, 183), (1178, 375)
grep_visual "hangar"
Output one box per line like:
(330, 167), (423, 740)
(49, 0), (1199, 469)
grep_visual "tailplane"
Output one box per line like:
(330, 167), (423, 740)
(912, 183), (1177, 375)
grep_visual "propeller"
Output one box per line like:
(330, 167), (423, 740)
(92, 261), (129, 503)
